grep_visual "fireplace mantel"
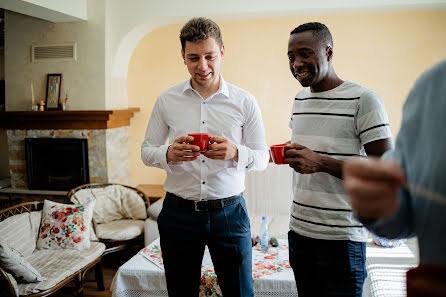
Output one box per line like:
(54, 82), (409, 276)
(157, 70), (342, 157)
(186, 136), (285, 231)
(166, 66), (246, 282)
(0, 108), (140, 129)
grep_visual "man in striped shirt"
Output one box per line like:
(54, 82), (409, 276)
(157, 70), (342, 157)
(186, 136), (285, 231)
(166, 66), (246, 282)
(284, 22), (393, 296)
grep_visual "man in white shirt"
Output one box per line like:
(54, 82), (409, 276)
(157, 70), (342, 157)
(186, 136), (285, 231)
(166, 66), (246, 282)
(284, 22), (393, 296)
(141, 17), (269, 297)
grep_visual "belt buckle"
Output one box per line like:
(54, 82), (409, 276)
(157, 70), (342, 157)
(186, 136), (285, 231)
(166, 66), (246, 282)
(194, 200), (207, 212)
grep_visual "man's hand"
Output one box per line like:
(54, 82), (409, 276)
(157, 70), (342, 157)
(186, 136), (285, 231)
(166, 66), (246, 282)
(203, 136), (238, 161)
(284, 143), (324, 174)
(343, 158), (406, 221)
(167, 136), (201, 162)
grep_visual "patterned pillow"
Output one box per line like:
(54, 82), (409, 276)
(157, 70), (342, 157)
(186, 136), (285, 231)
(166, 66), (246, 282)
(0, 241), (45, 283)
(36, 200), (95, 250)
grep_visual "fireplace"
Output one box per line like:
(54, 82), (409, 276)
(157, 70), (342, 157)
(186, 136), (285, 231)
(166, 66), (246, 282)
(25, 137), (90, 191)
(1, 109), (139, 190)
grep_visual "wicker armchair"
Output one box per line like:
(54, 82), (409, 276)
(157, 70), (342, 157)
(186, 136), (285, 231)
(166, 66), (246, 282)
(0, 202), (104, 297)
(67, 183), (150, 256)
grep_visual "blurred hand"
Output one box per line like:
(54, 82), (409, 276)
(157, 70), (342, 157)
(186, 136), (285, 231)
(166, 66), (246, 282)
(284, 143), (323, 174)
(343, 158), (406, 221)
(166, 136), (201, 162)
(203, 136), (238, 161)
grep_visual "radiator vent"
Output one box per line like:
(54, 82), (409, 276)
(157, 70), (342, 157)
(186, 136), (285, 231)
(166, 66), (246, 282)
(31, 43), (76, 62)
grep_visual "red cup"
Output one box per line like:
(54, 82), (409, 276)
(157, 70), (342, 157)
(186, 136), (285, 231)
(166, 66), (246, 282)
(188, 133), (211, 152)
(270, 144), (288, 164)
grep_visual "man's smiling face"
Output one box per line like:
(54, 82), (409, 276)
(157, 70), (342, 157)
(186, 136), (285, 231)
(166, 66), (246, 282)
(287, 31), (331, 92)
(182, 37), (224, 94)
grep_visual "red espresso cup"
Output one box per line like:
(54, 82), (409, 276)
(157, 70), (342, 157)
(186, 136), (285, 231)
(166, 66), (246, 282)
(188, 133), (211, 152)
(270, 144), (288, 164)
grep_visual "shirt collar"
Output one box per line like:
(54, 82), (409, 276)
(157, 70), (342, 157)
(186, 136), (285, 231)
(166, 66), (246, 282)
(182, 75), (230, 99)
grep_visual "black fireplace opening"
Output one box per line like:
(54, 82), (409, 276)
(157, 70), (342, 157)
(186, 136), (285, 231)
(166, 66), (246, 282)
(25, 138), (90, 191)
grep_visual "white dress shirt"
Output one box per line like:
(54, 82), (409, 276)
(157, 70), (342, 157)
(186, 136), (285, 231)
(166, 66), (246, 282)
(141, 76), (269, 200)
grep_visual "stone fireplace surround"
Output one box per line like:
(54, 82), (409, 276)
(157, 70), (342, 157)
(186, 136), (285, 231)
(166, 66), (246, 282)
(0, 109), (139, 190)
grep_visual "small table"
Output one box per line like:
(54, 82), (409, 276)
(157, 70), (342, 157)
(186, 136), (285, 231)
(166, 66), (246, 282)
(136, 184), (166, 203)
(111, 238), (297, 297)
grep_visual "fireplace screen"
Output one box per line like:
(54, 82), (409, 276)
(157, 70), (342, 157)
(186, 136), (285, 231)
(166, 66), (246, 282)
(25, 138), (90, 191)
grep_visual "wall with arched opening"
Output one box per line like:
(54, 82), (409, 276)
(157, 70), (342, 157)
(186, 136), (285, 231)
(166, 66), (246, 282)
(125, 10), (446, 185)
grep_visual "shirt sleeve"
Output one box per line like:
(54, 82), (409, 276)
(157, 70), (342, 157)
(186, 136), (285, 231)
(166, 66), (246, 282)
(355, 89), (393, 145)
(236, 94), (269, 172)
(359, 149), (415, 239)
(362, 188), (415, 239)
(141, 96), (173, 174)
(362, 62), (446, 241)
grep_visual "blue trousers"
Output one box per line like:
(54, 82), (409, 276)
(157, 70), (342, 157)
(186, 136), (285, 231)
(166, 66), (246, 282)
(288, 231), (367, 297)
(157, 194), (254, 297)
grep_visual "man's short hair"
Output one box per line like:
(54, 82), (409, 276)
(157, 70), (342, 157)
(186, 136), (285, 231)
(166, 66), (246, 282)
(180, 17), (223, 51)
(290, 22), (333, 47)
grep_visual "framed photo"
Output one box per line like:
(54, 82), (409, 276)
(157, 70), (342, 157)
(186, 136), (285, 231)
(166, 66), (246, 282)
(45, 73), (62, 110)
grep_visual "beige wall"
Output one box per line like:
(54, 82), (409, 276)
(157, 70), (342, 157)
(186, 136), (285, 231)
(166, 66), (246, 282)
(128, 10), (446, 186)
(5, 0), (106, 111)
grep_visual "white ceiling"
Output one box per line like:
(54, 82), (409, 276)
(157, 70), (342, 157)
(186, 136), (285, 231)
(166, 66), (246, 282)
(0, 0), (87, 22)
(1, 0), (446, 23)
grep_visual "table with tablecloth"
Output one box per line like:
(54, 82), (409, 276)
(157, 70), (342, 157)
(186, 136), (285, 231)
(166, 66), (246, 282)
(363, 239), (419, 297)
(111, 238), (298, 297)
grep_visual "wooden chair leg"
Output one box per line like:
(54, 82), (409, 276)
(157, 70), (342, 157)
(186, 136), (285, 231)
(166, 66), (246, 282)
(95, 261), (105, 291)
(74, 272), (84, 297)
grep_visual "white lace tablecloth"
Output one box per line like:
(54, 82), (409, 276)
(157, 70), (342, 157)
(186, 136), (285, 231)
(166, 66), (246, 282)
(363, 240), (419, 297)
(111, 238), (298, 297)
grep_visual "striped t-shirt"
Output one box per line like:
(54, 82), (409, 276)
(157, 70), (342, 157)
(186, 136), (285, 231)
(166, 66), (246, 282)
(289, 80), (392, 242)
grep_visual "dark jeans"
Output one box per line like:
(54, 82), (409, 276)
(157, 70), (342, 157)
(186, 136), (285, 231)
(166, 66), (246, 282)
(288, 231), (367, 297)
(157, 193), (253, 297)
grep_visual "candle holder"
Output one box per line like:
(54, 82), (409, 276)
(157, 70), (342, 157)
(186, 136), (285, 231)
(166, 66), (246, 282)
(59, 94), (68, 111)
(59, 99), (66, 111)
(31, 83), (35, 111)
(37, 100), (45, 111)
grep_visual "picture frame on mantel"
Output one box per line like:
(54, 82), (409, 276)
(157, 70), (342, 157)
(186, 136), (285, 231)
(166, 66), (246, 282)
(45, 73), (62, 110)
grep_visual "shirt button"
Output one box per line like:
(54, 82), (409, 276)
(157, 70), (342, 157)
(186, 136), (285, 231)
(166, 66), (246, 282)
(202, 160), (205, 163)
(202, 121), (205, 124)
(202, 181), (205, 184)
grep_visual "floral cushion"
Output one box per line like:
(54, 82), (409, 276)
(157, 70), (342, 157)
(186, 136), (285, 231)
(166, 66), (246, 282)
(0, 241), (45, 283)
(36, 200), (95, 250)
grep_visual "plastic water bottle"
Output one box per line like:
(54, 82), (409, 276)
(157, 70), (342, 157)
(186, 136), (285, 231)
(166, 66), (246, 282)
(259, 216), (270, 251)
